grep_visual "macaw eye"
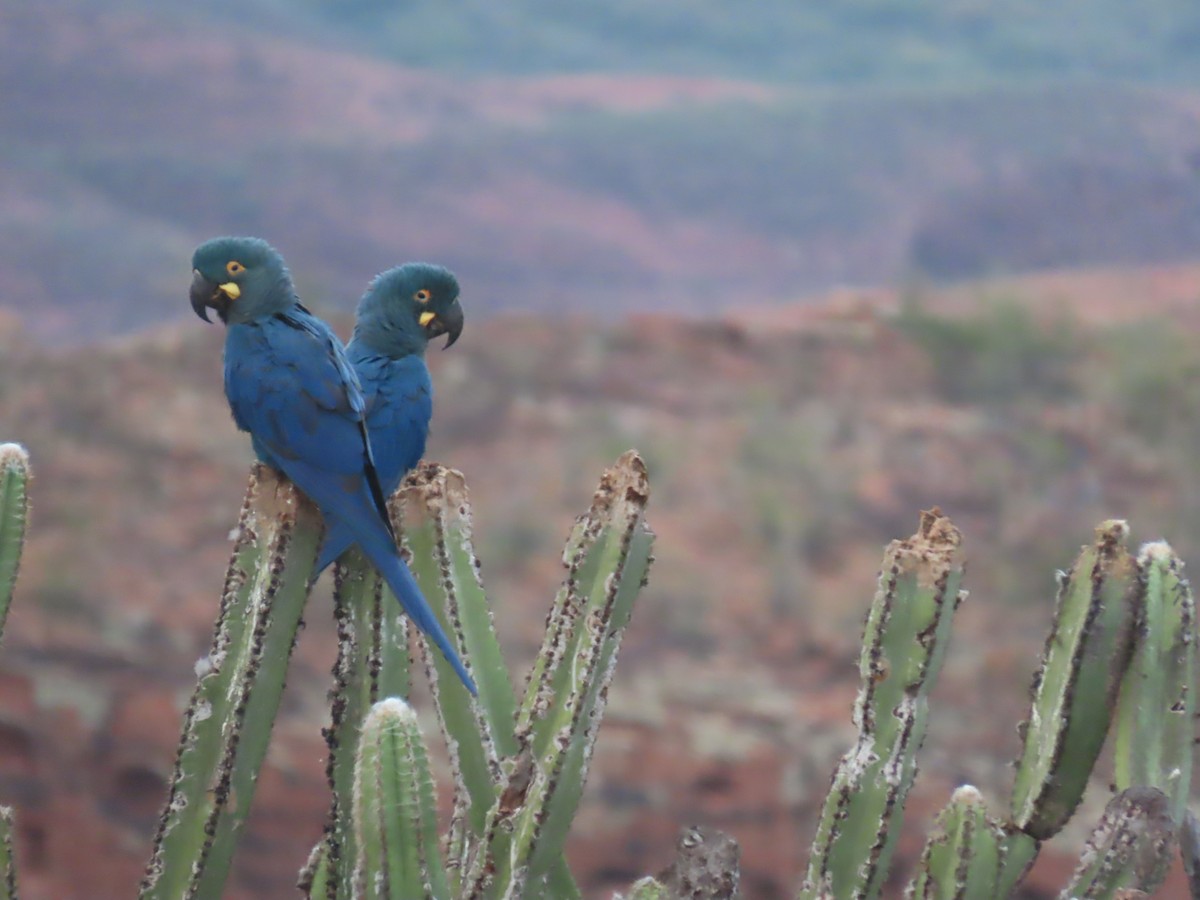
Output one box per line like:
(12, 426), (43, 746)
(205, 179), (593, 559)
(226, 260), (246, 276)
(414, 289), (431, 303)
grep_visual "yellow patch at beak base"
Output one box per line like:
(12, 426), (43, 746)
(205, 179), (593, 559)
(418, 311), (437, 327)
(219, 282), (241, 300)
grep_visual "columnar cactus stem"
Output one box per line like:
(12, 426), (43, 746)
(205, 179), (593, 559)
(463, 451), (654, 898)
(0, 806), (17, 900)
(353, 697), (450, 899)
(799, 509), (965, 900)
(904, 786), (1006, 900)
(1181, 811), (1200, 899)
(396, 466), (516, 852)
(141, 465), (322, 899)
(1010, 521), (1137, 841)
(994, 829), (1039, 898)
(1058, 787), (1176, 898)
(0, 443), (30, 637)
(1113, 542), (1195, 824)
(305, 549), (412, 900)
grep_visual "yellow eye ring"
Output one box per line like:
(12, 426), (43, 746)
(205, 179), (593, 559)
(414, 289), (431, 303)
(226, 260), (245, 276)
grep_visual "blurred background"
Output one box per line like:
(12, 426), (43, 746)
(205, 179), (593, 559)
(4, 1), (1200, 896)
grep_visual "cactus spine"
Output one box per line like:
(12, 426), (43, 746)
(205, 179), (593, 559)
(141, 465), (323, 899)
(800, 509), (965, 899)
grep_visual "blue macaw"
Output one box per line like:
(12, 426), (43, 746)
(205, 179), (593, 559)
(313, 262), (463, 573)
(189, 236), (475, 694)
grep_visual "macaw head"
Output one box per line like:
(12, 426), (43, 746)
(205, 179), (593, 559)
(190, 236), (294, 325)
(353, 262), (464, 355)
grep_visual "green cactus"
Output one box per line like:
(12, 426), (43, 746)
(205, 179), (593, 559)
(0, 447), (24, 900)
(1058, 787), (1176, 898)
(0, 806), (16, 900)
(125, 436), (1195, 900)
(295, 453), (650, 900)
(0, 443), (30, 636)
(141, 465), (323, 900)
(1010, 520), (1137, 841)
(1180, 811), (1200, 898)
(461, 450), (654, 898)
(799, 508), (965, 899)
(994, 829), (1040, 898)
(299, 841), (333, 900)
(396, 465), (517, 862)
(904, 786), (1006, 900)
(352, 697), (450, 899)
(303, 546), (413, 900)
(1113, 542), (1195, 824)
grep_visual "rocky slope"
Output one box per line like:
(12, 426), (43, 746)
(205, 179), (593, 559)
(2, 267), (1200, 896)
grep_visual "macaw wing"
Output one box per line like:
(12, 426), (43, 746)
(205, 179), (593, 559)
(359, 353), (433, 496)
(225, 314), (392, 527)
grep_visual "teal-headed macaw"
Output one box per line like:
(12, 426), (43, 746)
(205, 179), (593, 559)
(314, 262), (463, 572)
(189, 236), (476, 694)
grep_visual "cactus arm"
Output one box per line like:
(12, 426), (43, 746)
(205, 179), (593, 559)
(1181, 810), (1200, 899)
(299, 840), (333, 900)
(994, 829), (1039, 899)
(1113, 542), (1195, 824)
(398, 468), (508, 849)
(1010, 521), (1137, 840)
(140, 466), (322, 899)
(800, 509), (965, 900)
(1058, 787), (1175, 898)
(904, 786), (1005, 900)
(353, 698), (450, 900)
(0, 444), (30, 637)
(308, 549), (412, 900)
(462, 452), (653, 898)
(0, 806), (16, 900)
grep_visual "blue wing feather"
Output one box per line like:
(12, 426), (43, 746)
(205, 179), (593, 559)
(314, 348), (432, 571)
(223, 311), (474, 694)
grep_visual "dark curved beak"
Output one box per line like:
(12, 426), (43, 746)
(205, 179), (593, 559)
(190, 270), (229, 324)
(425, 298), (464, 349)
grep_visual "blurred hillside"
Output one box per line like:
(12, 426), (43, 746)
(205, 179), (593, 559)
(2, 265), (1200, 896)
(6, 1), (1200, 342)
(116, 0), (1200, 84)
